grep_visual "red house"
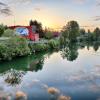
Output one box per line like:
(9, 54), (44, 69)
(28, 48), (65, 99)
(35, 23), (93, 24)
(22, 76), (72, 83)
(9, 25), (39, 41)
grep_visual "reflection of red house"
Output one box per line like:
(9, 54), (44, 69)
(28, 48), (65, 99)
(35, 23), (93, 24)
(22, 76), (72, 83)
(9, 26), (39, 41)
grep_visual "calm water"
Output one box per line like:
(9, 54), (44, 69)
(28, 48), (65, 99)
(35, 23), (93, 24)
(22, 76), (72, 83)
(0, 43), (100, 100)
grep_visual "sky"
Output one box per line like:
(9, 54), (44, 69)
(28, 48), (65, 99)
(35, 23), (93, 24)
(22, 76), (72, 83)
(0, 0), (100, 31)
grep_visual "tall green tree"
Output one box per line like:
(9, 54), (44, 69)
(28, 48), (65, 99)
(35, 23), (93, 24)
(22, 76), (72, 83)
(62, 21), (80, 42)
(86, 29), (93, 41)
(29, 20), (44, 38)
(93, 27), (100, 41)
(80, 28), (86, 35)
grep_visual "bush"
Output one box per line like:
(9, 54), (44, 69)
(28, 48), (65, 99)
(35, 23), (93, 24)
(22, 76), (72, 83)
(0, 36), (30, 61)
(0, 43), (12, 60)
(2, 29), (16, 37)
(0, 24), (7, 37)
(48, 39), (60, 49)
(29, 39), (60, 52)
(45, 31), (53, 39)
(29, 43), (50, 52)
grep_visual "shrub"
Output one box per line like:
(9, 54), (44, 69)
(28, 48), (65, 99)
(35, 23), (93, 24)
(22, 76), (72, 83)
(0, 43), (12, 60)
(2, 29), (16, 37)
(0, 36), (30, 61)
(9, 36), (30, 56)
(29, 43), (50, 52)
(45, 31), (53, 39)
(0, 24), (7, 37)
(48, 39), (60, 49)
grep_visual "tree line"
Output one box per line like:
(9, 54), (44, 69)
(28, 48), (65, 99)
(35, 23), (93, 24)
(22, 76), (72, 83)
(0, 20), (100, 41)
(61, 21), (100, 43)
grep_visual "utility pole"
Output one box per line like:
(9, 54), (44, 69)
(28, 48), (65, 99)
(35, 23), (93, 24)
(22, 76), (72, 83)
(13, 15), (16, 26)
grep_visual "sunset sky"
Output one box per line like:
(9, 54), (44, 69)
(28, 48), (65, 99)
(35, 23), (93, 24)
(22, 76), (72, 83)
(0, 0), (100, 31)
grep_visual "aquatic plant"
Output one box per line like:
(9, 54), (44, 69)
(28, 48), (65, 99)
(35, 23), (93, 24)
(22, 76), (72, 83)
(58, 95), (71, 100)
(15, 91), (27, 100)
(47, 87), (60, 95)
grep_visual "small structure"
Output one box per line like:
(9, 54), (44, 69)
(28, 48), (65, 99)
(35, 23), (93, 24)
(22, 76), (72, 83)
(53, 31), (60, 37)
(9, 25), (39, 41)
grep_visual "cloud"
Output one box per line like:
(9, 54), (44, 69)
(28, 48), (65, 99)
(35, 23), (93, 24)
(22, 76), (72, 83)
(8, 0), (32, 4)
(0, 2), (7, 6)
(0, 2), (12, 16)
(34, 7), (41, 11)
(0, 0), (32, 16)
(93, 16), (100, 21)
(0, 7), (12, 15)
(95, 0), (100, 6)
(96, 3), (100, 6)
(72, 0), (87, 4)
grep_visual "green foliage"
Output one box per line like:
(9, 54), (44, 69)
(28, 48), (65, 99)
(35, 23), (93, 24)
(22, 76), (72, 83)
(0, 43), (12, 60)
(93, 27), (100, 41)
(48, 39), (60, 49)
(29, 39), (60, 52)
(2, 29), (16, 37)
(29, 20), (44, 38)
(0, 24), (7, 37)
(29, 43), (50, 52)
(80, 28), (86, 35)
(0, 36), (30, 61)
(45, 31), (53, 39)
(62, 21), (80, 42)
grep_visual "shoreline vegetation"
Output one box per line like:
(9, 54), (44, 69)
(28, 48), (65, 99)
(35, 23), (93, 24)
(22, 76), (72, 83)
(0, 20), (100, 61)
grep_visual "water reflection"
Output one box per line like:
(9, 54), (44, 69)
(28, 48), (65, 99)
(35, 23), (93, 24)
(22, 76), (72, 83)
(61, 42), (78, 61)
(29, 56), (44, 72)
(0, 50), (57, 86)
(0, 41), (100, 100)
(0, 52), (47, 73)
(93, 42), (100, 52)
(4, 69), (25, 86)
(61, 41), (100, 61)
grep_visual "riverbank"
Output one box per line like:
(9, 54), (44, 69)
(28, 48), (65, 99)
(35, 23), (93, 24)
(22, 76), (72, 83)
(0, 37), (60, 61)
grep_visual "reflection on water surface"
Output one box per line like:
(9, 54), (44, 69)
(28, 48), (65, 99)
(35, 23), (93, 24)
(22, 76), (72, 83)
(0, 42), (100, 100)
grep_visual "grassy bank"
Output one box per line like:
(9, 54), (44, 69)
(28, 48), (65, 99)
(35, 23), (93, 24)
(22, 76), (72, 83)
(0, 38), (60, 61)
(0, 36), (30, 61)
(29, 39), (60, 52)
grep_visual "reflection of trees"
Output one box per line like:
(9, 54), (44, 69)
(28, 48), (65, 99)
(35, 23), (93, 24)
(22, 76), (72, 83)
(29, 58), (44, 72)
(0, 51), (48, 73)
(4, 69), (26, 86)
(84, 41), (100, 51)
(61, 42), (78, 61)
(93, 42), (100, 52)
(61, 41), (100, 61)
(0, 56), (29, 73)
(28, 51), (49, 72)
(29, 50), (59, 72)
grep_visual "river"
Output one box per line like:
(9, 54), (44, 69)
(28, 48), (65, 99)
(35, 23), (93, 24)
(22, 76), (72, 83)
(0, 42), (100, 100)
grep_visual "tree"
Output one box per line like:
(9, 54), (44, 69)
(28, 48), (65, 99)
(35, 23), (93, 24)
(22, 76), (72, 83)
(0, 24), (7, 36)
(85, 29), (93, 41)
(93, 27), (100, 41)
(80, 28), (86, 35)
(62, 21), (80, 42)
(29, 20), (44, 38)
